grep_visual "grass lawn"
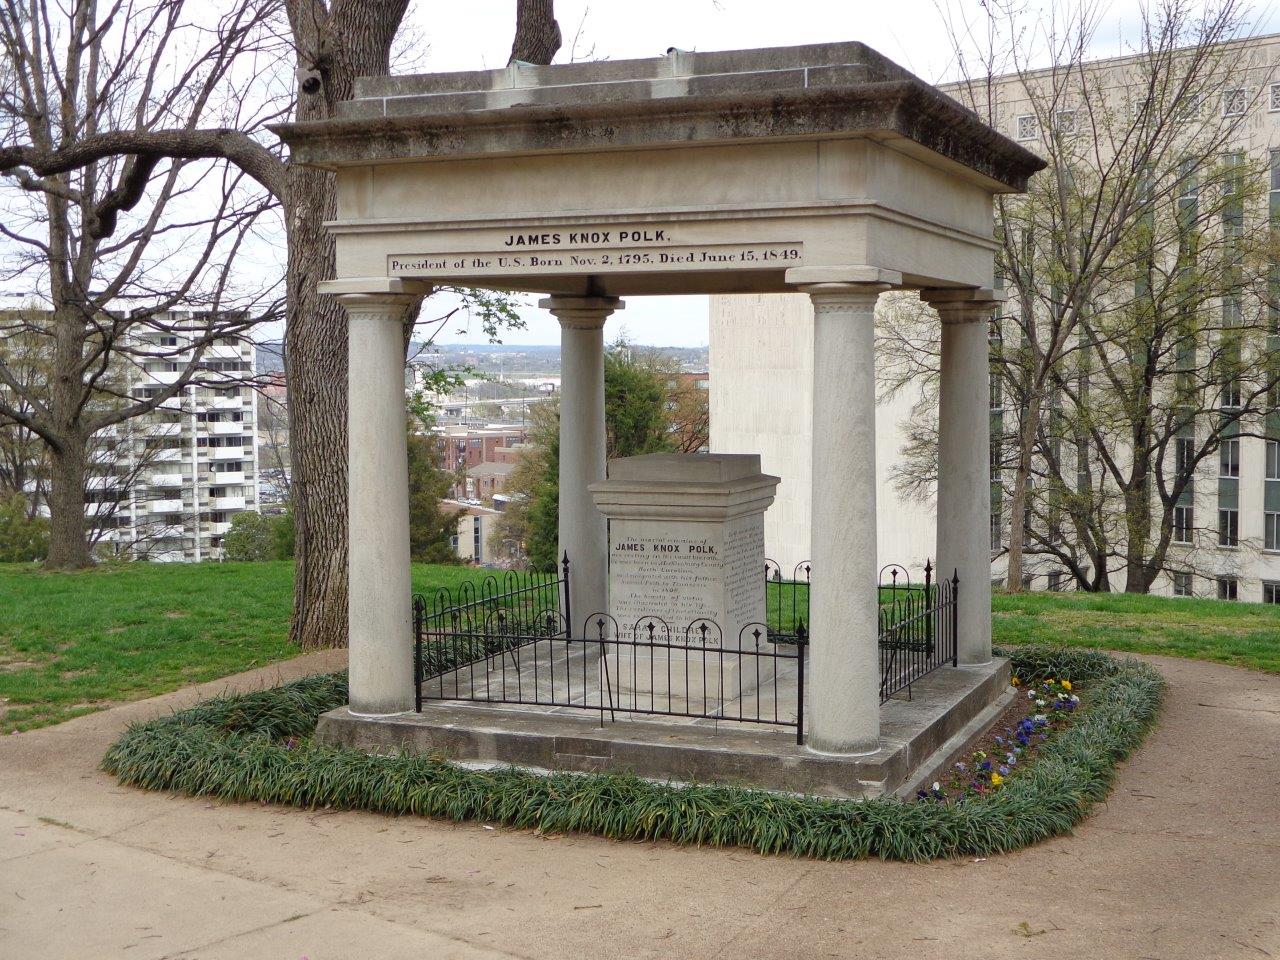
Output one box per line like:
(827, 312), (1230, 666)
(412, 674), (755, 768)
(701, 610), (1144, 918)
(993, 589), (1280, 675)
(3, 561), (1278, 734)
(0, 561), (484, 734)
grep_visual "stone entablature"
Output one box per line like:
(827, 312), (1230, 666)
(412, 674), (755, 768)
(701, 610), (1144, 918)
(280, 43), (1040, 192)
(275, 43), (1043, 298)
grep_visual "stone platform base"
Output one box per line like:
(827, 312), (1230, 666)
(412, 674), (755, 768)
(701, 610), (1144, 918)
(316, 658), (1011, 799)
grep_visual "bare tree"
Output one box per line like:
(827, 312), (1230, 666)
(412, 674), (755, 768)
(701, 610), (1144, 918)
(0, 0), (283, 567)
(931, 0), (1269, 591)
(888, 0), (1280, 592)
(1, 1), (560, 644)
(0, 315), (51, 515)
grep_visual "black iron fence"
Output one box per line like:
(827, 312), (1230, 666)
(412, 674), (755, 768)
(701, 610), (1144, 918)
(415, 557), (808, 742)
(877, 561), (958, 701)
(413, 559), (569, 711)
(412, 556), (956, 743)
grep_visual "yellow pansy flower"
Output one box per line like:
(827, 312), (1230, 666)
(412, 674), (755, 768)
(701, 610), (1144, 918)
(990, 772), (1004, 786)
(1061, 679), (1072, 691)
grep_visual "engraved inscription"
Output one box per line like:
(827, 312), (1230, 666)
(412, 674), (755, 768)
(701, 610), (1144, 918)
(389, 242), (802, 277)
(610, 533), (724, 643)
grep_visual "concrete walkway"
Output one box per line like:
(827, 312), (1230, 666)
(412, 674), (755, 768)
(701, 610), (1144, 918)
(1, 652), (1277, 960)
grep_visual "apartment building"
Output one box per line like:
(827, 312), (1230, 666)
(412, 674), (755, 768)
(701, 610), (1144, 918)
(105, 318), (261, 561)
(710, 34), (1280, 603)
(439, 424), (527, 474)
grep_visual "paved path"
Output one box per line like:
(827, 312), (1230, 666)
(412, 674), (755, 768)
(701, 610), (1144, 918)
(1, 652), (1277, 960)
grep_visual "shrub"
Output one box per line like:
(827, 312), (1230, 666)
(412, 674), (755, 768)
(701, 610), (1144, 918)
(0, 493), (49, 562)
(222, 511), (274, 561)
(103, 646), (1164, 862)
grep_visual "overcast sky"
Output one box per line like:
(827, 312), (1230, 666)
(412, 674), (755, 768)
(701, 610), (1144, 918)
(417, 0), (973, 347)
(409, 0), (1275, 347)
(7, 1), (1274, 348)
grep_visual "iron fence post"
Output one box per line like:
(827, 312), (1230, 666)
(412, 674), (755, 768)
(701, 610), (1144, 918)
(951, 569), (960, 667)
(924, 558), (934, 651)
(561, 552), (572, 640)
(795, 621), (807, 745)
(413, 595), (423, 713)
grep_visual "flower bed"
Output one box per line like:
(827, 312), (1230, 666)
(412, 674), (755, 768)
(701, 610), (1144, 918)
(919, 675), (1082, 802)
(102, 646), (1164, 862)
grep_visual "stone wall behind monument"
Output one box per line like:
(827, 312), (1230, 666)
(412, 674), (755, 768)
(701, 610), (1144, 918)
(708, 292), (937, 575)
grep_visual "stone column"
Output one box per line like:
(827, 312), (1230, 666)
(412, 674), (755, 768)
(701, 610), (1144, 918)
(926, 291), (998, 666)
(341, 293), (416, 715)
(541, 295), (623, 636)
(802, 283), (888, 756)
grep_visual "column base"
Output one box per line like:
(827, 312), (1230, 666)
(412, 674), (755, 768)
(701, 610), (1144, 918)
(347, 705), (415, 719)
(804, 738), (882, 759)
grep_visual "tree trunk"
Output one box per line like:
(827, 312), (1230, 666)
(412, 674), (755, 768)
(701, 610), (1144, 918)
(509, 0), (561, 64)
(284, 0), (560, 649)
(1004, 392), (1039, 592)
(45, 437), (91, 569)
(285, 160), (349, 648)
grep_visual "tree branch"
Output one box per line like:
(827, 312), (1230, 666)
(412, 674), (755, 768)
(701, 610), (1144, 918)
(0, 128), (287, 237)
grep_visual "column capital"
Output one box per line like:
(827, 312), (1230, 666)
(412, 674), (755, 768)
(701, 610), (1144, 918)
(920, 287), (1004, 324)
(798, 282), (893, 312)
(539, 295), (624, 329)
(333, 292), (420, 319)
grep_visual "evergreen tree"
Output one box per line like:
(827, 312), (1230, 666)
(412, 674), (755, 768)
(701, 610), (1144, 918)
(405, 396), (461, 564)
(497, 345), (675, 570)
(407, 429), (460, 564)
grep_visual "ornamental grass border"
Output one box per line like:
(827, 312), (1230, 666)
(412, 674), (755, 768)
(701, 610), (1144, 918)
(101, 645), (1164, 862)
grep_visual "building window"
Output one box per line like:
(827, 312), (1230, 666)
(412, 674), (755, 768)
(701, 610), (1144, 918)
(1173, 505), (1194, 544)
(1016, 114), (1038, 140)
(1219, 508), (1239, 547)
(1176, 436), (1195, 476)
(990, 511), (1002, 551)
(1055, 110), (1077, 134)
(1047, 571), (1063, 592)
(473, 520), (482, 562)
(1266, 512), (1280, 552)
(1173, 571), (1193, 596)
(1267, 439), (1279, 480)
(1222, 380), (1242, 409)
(1217, 576), (1239, 601)
(1219, 438), (1240, 477)
(1222, 88), (1247, 117)
(1264, 581), (1280, 604)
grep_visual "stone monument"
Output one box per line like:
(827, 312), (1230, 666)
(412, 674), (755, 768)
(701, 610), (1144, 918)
(589, 453), (780, 708)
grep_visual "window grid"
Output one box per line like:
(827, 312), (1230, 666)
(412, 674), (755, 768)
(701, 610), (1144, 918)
(1220, 438), (1241, 477)
(1267, 512), (1280, 552)
(1174, 505), (1194, 544)
(1222, 88), (1247, 117)
(1176, 436), (1195, 477)
(1264, 581), (1280, 604)
(1217, 576), (1239, 601)
(1219, 508), (1239, 547)
(1016, 114), (1038, 140)
(1173, 571), (1193, 596)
